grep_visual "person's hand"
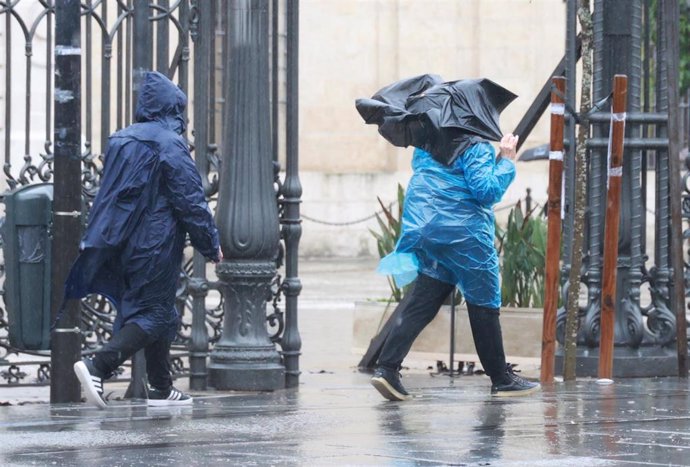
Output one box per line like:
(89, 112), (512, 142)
(498, 134), (519, 162)
(213, 247), (223, 263)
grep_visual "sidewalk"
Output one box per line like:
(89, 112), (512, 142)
(1, 257), (389, 404)
(1, 257), (689, 466)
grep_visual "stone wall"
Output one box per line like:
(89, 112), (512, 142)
(0, 1), (567, 257)
(299, 0), (566, 256)
(300, 0), (567, 174)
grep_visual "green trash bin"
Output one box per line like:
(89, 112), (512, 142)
(2, 183), (53, 351)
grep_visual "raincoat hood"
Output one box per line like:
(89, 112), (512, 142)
(134, 71), (187, 134)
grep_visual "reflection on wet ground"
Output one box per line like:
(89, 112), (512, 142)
(2, 372), (690, 466)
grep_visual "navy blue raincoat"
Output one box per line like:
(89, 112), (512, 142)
(64, 71), (220, 340)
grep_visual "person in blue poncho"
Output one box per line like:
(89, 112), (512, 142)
(356, 76), (540, 401)
(68, 71), (221, 409)
(371, 135), (540, 401)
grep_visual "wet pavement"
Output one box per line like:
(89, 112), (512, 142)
(2, 258), (690, 466)
(2, 374), (690, 466)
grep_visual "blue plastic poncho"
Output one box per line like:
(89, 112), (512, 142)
(378, 143), (515, 309)
(63, 71), (220, 339)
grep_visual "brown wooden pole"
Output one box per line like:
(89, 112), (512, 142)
(541, 76), (566, 384)
(598, 74), (628, 379)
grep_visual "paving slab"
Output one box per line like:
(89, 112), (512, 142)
(2, 373), (690, 466)
(1, 258), (689, 466)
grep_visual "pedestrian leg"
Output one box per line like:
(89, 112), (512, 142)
(376, 273), (455, 370)
(467, 303), (540, 397)
(144, 336), (193, 405)
(92, 323), (151, 378)
(371, 273), (455, 401)
(466, 304), (508, 383)
(74, 323), (151, 409)
(144, 336), (173, 391)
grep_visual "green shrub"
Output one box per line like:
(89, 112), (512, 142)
(495, 201), (547, 308)
(369, 184), (408, 302)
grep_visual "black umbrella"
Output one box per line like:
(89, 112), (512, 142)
(355, 74), (517, 165)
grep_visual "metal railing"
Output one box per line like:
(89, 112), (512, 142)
(0, 0), (301, 390)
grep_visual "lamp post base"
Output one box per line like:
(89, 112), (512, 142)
(209, 345), (285, 391)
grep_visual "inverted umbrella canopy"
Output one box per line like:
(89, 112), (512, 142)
(355, 74), (517, 165)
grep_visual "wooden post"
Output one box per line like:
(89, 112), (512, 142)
(541, 76), (566, 384)
(598, 75), (628, 379)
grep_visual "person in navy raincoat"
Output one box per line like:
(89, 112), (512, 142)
(70, 71), (221, 408)
(356, 76), (540, 401)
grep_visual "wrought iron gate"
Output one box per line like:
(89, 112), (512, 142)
(554, 0), (689, 377)
(0, 0), (299, 388)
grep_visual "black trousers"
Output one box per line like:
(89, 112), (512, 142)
(377, 273), (508, 384)
(91, 323), (173, 390)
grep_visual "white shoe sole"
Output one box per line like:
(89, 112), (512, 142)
(73, 361), (107, 409)
(147, 397), (193, 407)
(371, 376), (411, 401)
(492, 383), (542, 398)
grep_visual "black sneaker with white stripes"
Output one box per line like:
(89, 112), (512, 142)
(147, 386), (193, 406)
(73, 359), (107, 409)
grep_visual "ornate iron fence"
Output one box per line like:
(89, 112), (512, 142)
(0, 0), (300, 389)
(553, 0), (689, 377)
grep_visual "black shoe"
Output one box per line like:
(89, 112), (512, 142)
(371, 367), (411, 401)
(491, 366), (541, 397)
(73, 359), (107, 409)
(147, 386), (193, 406)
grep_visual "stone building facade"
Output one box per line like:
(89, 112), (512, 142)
(0, 0), (566, 257)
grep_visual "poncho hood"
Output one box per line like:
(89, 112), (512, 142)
(134, 71), (187, 134)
